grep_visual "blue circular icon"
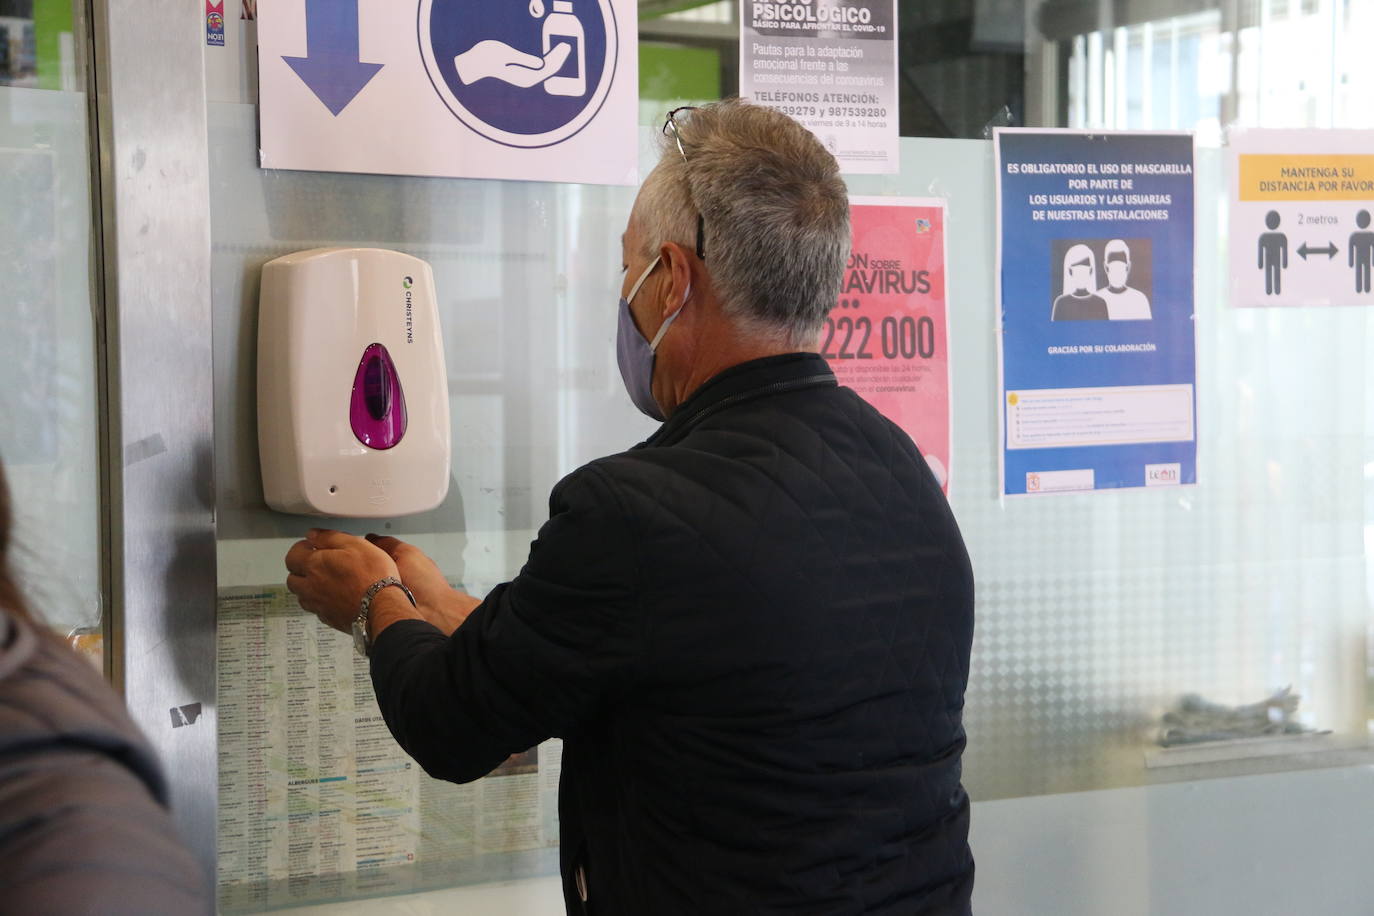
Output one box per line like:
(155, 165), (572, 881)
(419, 0), (617, 148)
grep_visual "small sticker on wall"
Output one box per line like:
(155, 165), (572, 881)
(1026, 469), (1095, 493)
(1145, 463), (1182, 486)
(206, 0), (226, 46)
(169, 702), (203, 728)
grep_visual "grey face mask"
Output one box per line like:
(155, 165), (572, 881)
(615, 256), (685, 421)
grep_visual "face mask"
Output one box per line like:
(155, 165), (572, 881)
(616, 255), (686, 421)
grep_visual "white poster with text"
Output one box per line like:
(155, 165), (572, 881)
(1229, 129), (1374, 308)
(739, 0), (898, 174)
(258, 0), (638, 185)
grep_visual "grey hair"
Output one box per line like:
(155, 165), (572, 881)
(635, 100), (851, 348)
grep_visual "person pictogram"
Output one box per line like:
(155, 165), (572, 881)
(1258, 211), (1287, 296)
(1096, 239), (1152, 320)
(1052, 243), (1108, 320)
(1349, 210), (1374, 295)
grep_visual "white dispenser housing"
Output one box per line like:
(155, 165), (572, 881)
(258, 248), (450, 517)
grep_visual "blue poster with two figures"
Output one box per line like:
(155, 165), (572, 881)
(995, 129), (1197, 497)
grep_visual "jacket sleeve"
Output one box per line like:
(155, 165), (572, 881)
(369, 464), (642, 783)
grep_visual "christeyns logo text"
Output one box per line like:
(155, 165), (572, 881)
(403, 276), (414, 343)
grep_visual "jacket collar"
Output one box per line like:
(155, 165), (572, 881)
(641, 352), (836, 448)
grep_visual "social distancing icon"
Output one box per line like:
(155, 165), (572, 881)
(1231, 130), (1374, 307)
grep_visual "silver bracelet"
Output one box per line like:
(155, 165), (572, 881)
(352, 577), (417, 657)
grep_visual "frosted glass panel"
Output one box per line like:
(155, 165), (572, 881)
(211, 104), (1373, 907)
(0, 86), (102, 635)
(847, 139), (1373, 798)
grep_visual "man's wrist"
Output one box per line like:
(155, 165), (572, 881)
(367, 586), (424, 644)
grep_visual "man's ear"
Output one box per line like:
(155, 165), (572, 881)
(659, 240), (695, 316)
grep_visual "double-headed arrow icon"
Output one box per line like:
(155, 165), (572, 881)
(284, 0), (383, 117)
(1297, 241), (1338, 260)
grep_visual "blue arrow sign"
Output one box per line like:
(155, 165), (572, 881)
(283, 0), (383, 117)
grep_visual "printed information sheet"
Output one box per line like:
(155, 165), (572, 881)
(1229, 128), (1374, 308)
(827, 197), (951, 491)
(739, 0), (898, 174)
(217, 586), (560, 913)
(995, 129), (1198, 496)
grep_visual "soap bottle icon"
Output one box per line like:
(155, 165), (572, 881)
(542, 0), (585, 97)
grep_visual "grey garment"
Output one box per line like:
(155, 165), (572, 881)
(0, 609), (208, 915)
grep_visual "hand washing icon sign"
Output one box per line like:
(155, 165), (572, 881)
(420, 0), (616, 148)
(452, 0), (585, 96)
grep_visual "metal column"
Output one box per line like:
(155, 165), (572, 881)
(90, 0), (218, 875)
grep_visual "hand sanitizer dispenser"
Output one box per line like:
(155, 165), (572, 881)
(257, 248), (450, 517)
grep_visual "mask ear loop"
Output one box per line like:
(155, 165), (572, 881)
(626, 255), (662, 303)
(649, 276), (693, 351)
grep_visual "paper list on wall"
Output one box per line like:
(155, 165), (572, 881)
(217, 586), (561, 913)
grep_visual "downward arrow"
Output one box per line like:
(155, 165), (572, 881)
(283, 0), (383, 117)
(1297, 241), (1338, 260)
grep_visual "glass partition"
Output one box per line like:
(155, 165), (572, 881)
(0, 0), (103, 647)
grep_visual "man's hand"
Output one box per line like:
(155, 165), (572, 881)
(366, 535), (482, 635)
(285, 529), (402, 633)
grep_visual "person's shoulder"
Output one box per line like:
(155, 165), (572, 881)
(0, 612), (167, 800)
(0, 751), (207, 913)
(548, 450), (676, 516)
(0, 613), (206, 910)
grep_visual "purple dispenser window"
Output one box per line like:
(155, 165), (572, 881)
(350, 343), (407, 449)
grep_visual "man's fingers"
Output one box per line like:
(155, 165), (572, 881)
(366, 534), (423, 564)
(307, 528), (360, 549)
(286, 573), (311, 607)
(365, 534), (405, 557)
(285, 539), (316, 576)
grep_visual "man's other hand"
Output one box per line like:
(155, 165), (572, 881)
(285, 529), (400, 633)
(366, 535), (481, 635)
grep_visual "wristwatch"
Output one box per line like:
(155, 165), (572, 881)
(353, 576), (417, 657)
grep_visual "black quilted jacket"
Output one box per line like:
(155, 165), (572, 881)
(0, 610), (208, 913)
(372, 353), (975, 915)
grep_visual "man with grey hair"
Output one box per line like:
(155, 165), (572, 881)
(286, 100), (975, 914)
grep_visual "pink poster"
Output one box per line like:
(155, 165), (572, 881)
(825, 197), (952, 492)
